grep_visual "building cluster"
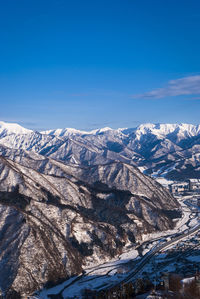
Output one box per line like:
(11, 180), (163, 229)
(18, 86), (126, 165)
(170, 179), (200, 194)
(80, 273), (200, 298)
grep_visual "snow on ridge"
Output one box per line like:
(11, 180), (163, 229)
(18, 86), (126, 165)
(134, 123), (200, 139)
(0, 121), (32, 135)
(1, 120), (200, 139)
(90, 127), (113, 135)
(40, 123), (200, 138)
(41, 126), (114, 137)
(41, 127), (90, 137)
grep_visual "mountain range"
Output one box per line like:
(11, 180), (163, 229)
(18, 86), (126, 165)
(1, 121), (200, 180)
(0, 144), (179, 297)
(0, 121), (186, 297)
(1, 120), (200, 297)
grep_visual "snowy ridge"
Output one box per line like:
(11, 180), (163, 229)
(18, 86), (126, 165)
(133, 123), (200, 140)
(1, 121), (200, 179)
(1, 120), (200, 139)
(42, 123), (200, 138)
(0, 121), (32, 137)
(41, 126), (114, 137)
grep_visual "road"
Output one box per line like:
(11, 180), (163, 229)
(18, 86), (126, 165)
(122, 222), (200, 284)
(38, 195), (200, 298)
(101, 196), (200, 289)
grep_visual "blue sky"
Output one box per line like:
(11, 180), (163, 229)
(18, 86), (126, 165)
(0, 0), (200, 130)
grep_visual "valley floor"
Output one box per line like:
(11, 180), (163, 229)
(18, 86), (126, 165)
(36, 193), (200, 299)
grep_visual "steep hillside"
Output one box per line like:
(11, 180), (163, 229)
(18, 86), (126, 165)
(0, 147), (179, 297)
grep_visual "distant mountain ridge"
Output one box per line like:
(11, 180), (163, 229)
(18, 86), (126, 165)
(41, 122), (200, 139)
(0, 121), (32, 137)
(1, 120), (200, 138)
(0, 121), (200, 180)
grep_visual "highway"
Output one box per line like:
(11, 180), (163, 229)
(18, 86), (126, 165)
(40, 195), (200, 298)
(121, 219), (200, 284)
(102, 196), (200, 290)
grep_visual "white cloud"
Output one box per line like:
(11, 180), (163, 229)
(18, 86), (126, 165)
(132, 75), (200, 99)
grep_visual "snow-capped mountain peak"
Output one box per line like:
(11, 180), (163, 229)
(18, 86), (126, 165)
(134, 123), (200, 140)
(90, 127), (113, 135)
(1, 120), (200, 181)
(41, 127), (90, 137)
(41, 126), (114, 137)
(0, 121), (32, 137)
